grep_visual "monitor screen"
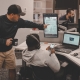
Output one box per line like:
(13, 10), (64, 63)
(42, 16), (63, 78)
(43, 14), (58, 38)
(63, 33), (79, 46)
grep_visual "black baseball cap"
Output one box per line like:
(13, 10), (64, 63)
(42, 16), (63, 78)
(7, 4), (26, 16)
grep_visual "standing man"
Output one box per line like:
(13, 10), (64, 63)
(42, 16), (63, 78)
(59, 8), (74, 23)
(0, 4), (47, 80)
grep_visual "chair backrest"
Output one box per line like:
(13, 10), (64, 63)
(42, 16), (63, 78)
(30, 65), (56, 80)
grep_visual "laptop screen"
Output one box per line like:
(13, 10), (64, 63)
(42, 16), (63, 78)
(63, 33), (80, 46)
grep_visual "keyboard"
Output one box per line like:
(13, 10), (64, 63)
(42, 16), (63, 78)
(62, 46), (77, 51)
(55, 48), (72, 54)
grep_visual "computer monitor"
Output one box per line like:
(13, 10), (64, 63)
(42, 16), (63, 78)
(68, 23), (78, 29)
(63, 33), (80, 47)
(43, 13), (58, 38)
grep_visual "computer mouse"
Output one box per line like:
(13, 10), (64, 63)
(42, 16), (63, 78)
(73, 53), (78, 56)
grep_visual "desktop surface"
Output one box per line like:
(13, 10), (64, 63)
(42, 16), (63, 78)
(15, 41), (80, 67)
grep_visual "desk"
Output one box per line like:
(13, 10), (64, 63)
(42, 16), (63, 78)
(15, 41), (80, 67)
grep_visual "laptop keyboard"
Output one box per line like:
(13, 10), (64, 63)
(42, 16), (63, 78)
(54, 45), (78, 54)
(62, 46), (77, 50)
(55, 48), (72, 54)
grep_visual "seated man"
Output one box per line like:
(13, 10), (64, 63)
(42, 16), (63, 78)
(59, 8), (74, 23)
(22, 34), (60, 73)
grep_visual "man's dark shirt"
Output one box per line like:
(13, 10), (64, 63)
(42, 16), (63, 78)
(0, 15), (44, 52)
(59, 15), (67, 20)
(59, 14), (74, 23)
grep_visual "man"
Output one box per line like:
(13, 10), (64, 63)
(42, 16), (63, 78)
(59, 8), (74, 23)
(22, 34), (60, 72)
(0, 4), (47, 80)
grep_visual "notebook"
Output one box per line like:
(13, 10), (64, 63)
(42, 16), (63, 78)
(55, 32), (80, 53)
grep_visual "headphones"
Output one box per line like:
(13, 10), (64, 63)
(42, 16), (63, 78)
(30, 34), (40, 49)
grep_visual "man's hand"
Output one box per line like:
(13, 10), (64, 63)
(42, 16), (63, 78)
(43, 24), (48, 29)
(46, 46), (50, 50)
(6, 38), (13, 46)
(46, 46), (55, 54)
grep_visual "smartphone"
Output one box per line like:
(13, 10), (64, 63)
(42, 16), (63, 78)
(50, 44), (54, 49)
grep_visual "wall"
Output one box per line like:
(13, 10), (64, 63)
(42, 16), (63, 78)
(0, 0), (33, 21)
(34, 0), (53, 23)
(15, 28), (31, 45)
(0, 0), (33, 44)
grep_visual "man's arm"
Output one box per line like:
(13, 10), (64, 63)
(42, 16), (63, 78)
(0, 38), (6, 45)
(18, 18), (44, 30)
(0, 18), (6, 45)
(45, 53), (60, 73)
(0, 38), (13, 46)
(70, 17), (74, 23)
(59, 16), (64, 20)
(59, 15), (66, 20)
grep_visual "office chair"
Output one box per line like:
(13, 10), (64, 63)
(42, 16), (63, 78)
(18, 61), (33, 80)
(30, 65), (56, 80)
(18, 49), (33, 80)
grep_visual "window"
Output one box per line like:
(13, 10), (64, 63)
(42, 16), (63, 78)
(33, 0), (53, 23)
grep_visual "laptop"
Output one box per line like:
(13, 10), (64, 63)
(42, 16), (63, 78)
(55, 32), (80, 53)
